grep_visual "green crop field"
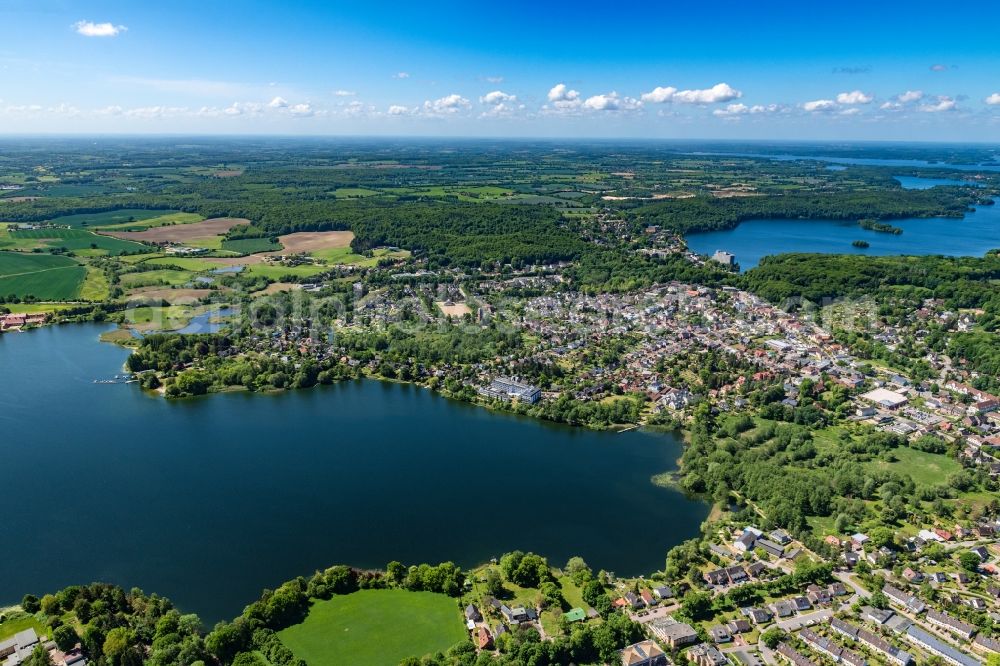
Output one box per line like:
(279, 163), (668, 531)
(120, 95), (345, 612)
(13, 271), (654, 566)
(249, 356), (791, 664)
(277, 589), (466, 666)
(92, 211), (203, 230)
(48, 209), (181, 228)
(0, 251), (86, 299)
(221, 237), (282, 254)
(9, 228), (149, 255)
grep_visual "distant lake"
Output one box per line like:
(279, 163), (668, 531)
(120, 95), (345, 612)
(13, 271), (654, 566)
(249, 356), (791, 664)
(686, 151), (1000, 172)
(0, 324), (706, 623)
(894, 175), (982, 190)
(686, 200), (1000, 271)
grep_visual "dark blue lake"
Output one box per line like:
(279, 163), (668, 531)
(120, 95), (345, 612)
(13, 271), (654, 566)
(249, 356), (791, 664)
(686, 201), (1000, 271)
(0, 323), (705, 623)
(894, 175), (982, 190)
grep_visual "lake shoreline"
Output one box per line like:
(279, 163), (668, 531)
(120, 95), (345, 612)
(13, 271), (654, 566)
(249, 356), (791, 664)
(1, 322), (708, 622)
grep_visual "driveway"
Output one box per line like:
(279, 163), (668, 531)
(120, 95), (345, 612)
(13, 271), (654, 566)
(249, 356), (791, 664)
(776, 608), (833, 630)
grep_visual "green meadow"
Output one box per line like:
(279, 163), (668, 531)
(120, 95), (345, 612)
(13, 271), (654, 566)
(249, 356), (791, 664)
(277, 589), (466, 666)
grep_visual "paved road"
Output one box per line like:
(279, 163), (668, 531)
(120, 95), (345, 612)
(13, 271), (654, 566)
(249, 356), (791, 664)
(834, 571), (871, 600)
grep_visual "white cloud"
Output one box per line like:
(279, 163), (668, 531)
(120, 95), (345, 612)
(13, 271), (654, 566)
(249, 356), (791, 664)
(393, 72), (410, 79)
(288, 103), (315, 117)
(640, 86), (678, 104)
(547, 83), (579, 103)
(930, 64), (949, 72)
(482, 76), (504, 84)
(73, 20), (126, 37)
(582, 91), (642, 112)
(268, 96), (289, 109)
(544, 83), (582, 112)
(122, 106), (188, 119)
(919, 96), (956, 113)
(838, 107), (861, 116)
(985, 93), (1000, 106)
(422, 94), (471, 115)
(478, 91), (524, 117)
(672, 83), (742, 104)
(713, 103), (784, 118)
(339, 101), (375, 117)
(880, 90), (924, 110)
(480, 90), (516, 105)
(802, 99), (838, 112)
(642, 83), (741, 104)
(387, 105), (411, 115)
(333, 90), (356, 97)
(836, 90), (873, 104)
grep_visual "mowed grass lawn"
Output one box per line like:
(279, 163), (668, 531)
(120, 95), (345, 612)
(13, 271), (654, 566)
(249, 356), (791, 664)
(0, 251), (85, 299)
(278, 589), (466, 666)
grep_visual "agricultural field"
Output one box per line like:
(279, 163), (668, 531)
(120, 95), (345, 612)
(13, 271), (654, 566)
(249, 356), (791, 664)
(48, 209), (180, 228)
(7, 228), (149, 255)
(277, 589), (466, 666)
(120, 268), (199, 288)
(93, 211), (204, 231)
(221, 237), (282, 254)
(273, 230), (354, 254)
(102, 217), (249, 243)
(0, 251), (86, 300)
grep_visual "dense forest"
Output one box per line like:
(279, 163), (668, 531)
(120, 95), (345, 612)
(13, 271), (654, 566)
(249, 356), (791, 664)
(630, 189), (980, 233)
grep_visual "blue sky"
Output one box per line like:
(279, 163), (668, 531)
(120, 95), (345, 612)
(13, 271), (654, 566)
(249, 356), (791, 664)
(2, 0), (1000, 139)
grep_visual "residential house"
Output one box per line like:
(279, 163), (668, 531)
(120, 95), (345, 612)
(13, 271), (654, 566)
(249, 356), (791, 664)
(709, 625), (732, 643)
(883, 585), (926, 614)
(465, 604), (482, 622)
(806, 584), (832, 605)
(688, 643), (728, 666)
(860, 606), (895, 625)
(727, 619), (752, 634)
(793, 596), (812, 612)
(620, 640), (668, 666)
(476, 626), (493, 650)
(0, 629), (40, 666)
(973, 635), (1000, 654)
(744, 607), (773, 625)
(829, 618), (912, 666)
(652, 585), (674, 600)
(757, 538), (785, 558)
(902, 624), (980, 666)
(734, 531), (757, 553)
(649, 618), (698, 649)
(926, 610), (976, 640)
(770, 600), (797, 618)
(777, 643), (819, 666)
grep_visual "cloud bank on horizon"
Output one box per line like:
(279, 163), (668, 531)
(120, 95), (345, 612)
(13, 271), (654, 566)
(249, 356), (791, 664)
(3, 0), (1000, 139)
